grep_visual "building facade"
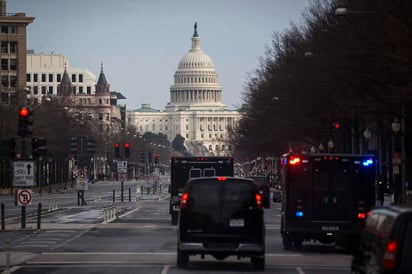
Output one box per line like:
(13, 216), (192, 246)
(0, 0), (34, 104)
(128, 24), (241, 156)
(26, 51), (97, 104)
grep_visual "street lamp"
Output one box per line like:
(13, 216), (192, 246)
(335, 8), (376, 16)
(363, 128), (371, 153)
(392, 116), (408, 204)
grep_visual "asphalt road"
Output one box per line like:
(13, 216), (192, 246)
(0, 178), (357, 273)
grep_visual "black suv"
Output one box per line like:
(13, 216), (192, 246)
(351, 205), (412, 273)
(246, 175), (271, 208)
(177, 176), (265, 270)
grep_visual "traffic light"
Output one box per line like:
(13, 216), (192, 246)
(32, 138), (47, 157)
(154, 153), (159, 164)
(85, 136), (96, 156)
(114, 143), (120, 157)
(330, 121), (340, 137)
(17, 106), (33, 137)
(139, 152), (145, 163)
(70, 137), (79, 158)
(124, 142), (130, 158)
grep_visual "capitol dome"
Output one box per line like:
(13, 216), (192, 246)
(167, 23), (225, 111)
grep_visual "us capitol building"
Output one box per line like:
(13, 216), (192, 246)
(128, 23), (241, 156)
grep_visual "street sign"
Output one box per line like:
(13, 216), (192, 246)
(76, 177), (88, 191)
(13, 161), (35, 187)
(17, 189), (32, 206)
(117, 161), (127, 173)
(118, 173), (126, 181)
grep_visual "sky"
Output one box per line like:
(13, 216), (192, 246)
(8, 0), (311, 110)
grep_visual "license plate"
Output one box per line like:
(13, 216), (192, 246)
(229, 219), (244, 227)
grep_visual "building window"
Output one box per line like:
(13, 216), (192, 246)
(9, 26), (16, 34)
(48, 74), (53, 82)
(87, 86), (91, 94)
(79, 74), (83, 82)
(10, 59), (17, 70)
(41, 74), (46, 82)
(1, 42), (7, 53)
(33, 74), (38, 82)
(98, 113), (103, 120)
(57, 74), (61, 82)
(9, 42), (16, 54)
(72, 74), (76, 82)
(186, 125), (188, 130)
(186, 134), (189, 138)
(1, 92), (8, 104)
(1, 26), (8, 33)
(1, 76), (8, 87)
(48, 86), (53, 94)
(79, 86), (83, 94)
(1, 59), (8, 70)
(26, 74), (31, 82)
(33, 86), (38, 95)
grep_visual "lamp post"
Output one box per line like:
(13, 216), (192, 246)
(363, 128), (371, 154)
(392, 116), (407, 204)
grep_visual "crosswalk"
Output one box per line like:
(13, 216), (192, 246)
(2, 229), (90, 252)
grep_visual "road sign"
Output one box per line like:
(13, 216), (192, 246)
(13, 161), (35, 187)
(76, 177), (88, 191)
(118, 173), (126, 181)
(17, 189), (32, 206)
(117, 161), (127, 173)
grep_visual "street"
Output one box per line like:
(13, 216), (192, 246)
(0, 177), (366, 273)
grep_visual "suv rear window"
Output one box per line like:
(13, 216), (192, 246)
(190, 181), (219, 207)
(224, 182), (255, 208)
(188, 179), (256, 209)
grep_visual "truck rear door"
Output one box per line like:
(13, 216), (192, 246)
(312, 157), (350, 222)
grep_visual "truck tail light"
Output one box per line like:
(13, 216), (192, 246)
(289, 156), (301, 165)
(180, 192), (189, 209)
(255, 193), (262, 209)
(383, 240), (397, 270)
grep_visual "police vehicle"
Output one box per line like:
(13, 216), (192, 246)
(280, 152), (375, 250)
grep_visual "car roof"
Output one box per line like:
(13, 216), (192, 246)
(371, 205), (412, 216)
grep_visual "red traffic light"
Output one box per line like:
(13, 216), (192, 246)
(154, 153), (159, 158)
(333, 122), (340, 129)
(115, 143), (120, 148)
(124, 142), (130, 148)
(19, 106), (30, 117)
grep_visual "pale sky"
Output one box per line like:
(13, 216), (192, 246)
(9, 0), (311, 110)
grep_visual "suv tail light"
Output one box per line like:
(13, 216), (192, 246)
(180, 192), (189, 209)
(383, 240), (397, 270)
(255, 194), (262, 209)
(357, 201), (366, 219)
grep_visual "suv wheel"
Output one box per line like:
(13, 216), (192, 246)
(251, 255), (265, 270)
(177, 248), (189, 269)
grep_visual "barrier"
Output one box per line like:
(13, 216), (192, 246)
(48, 200), (58, 212)
(103, 205), (116, 223)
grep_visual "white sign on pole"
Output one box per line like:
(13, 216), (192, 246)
(17, 189), (33, 206)
(117, 161), (127, 173)
(13, 161), (35, 187)
(76, 177), (88, 191)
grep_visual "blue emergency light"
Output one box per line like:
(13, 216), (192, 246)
(362, 158), (374, 166)
(295, 211), (304, 217)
